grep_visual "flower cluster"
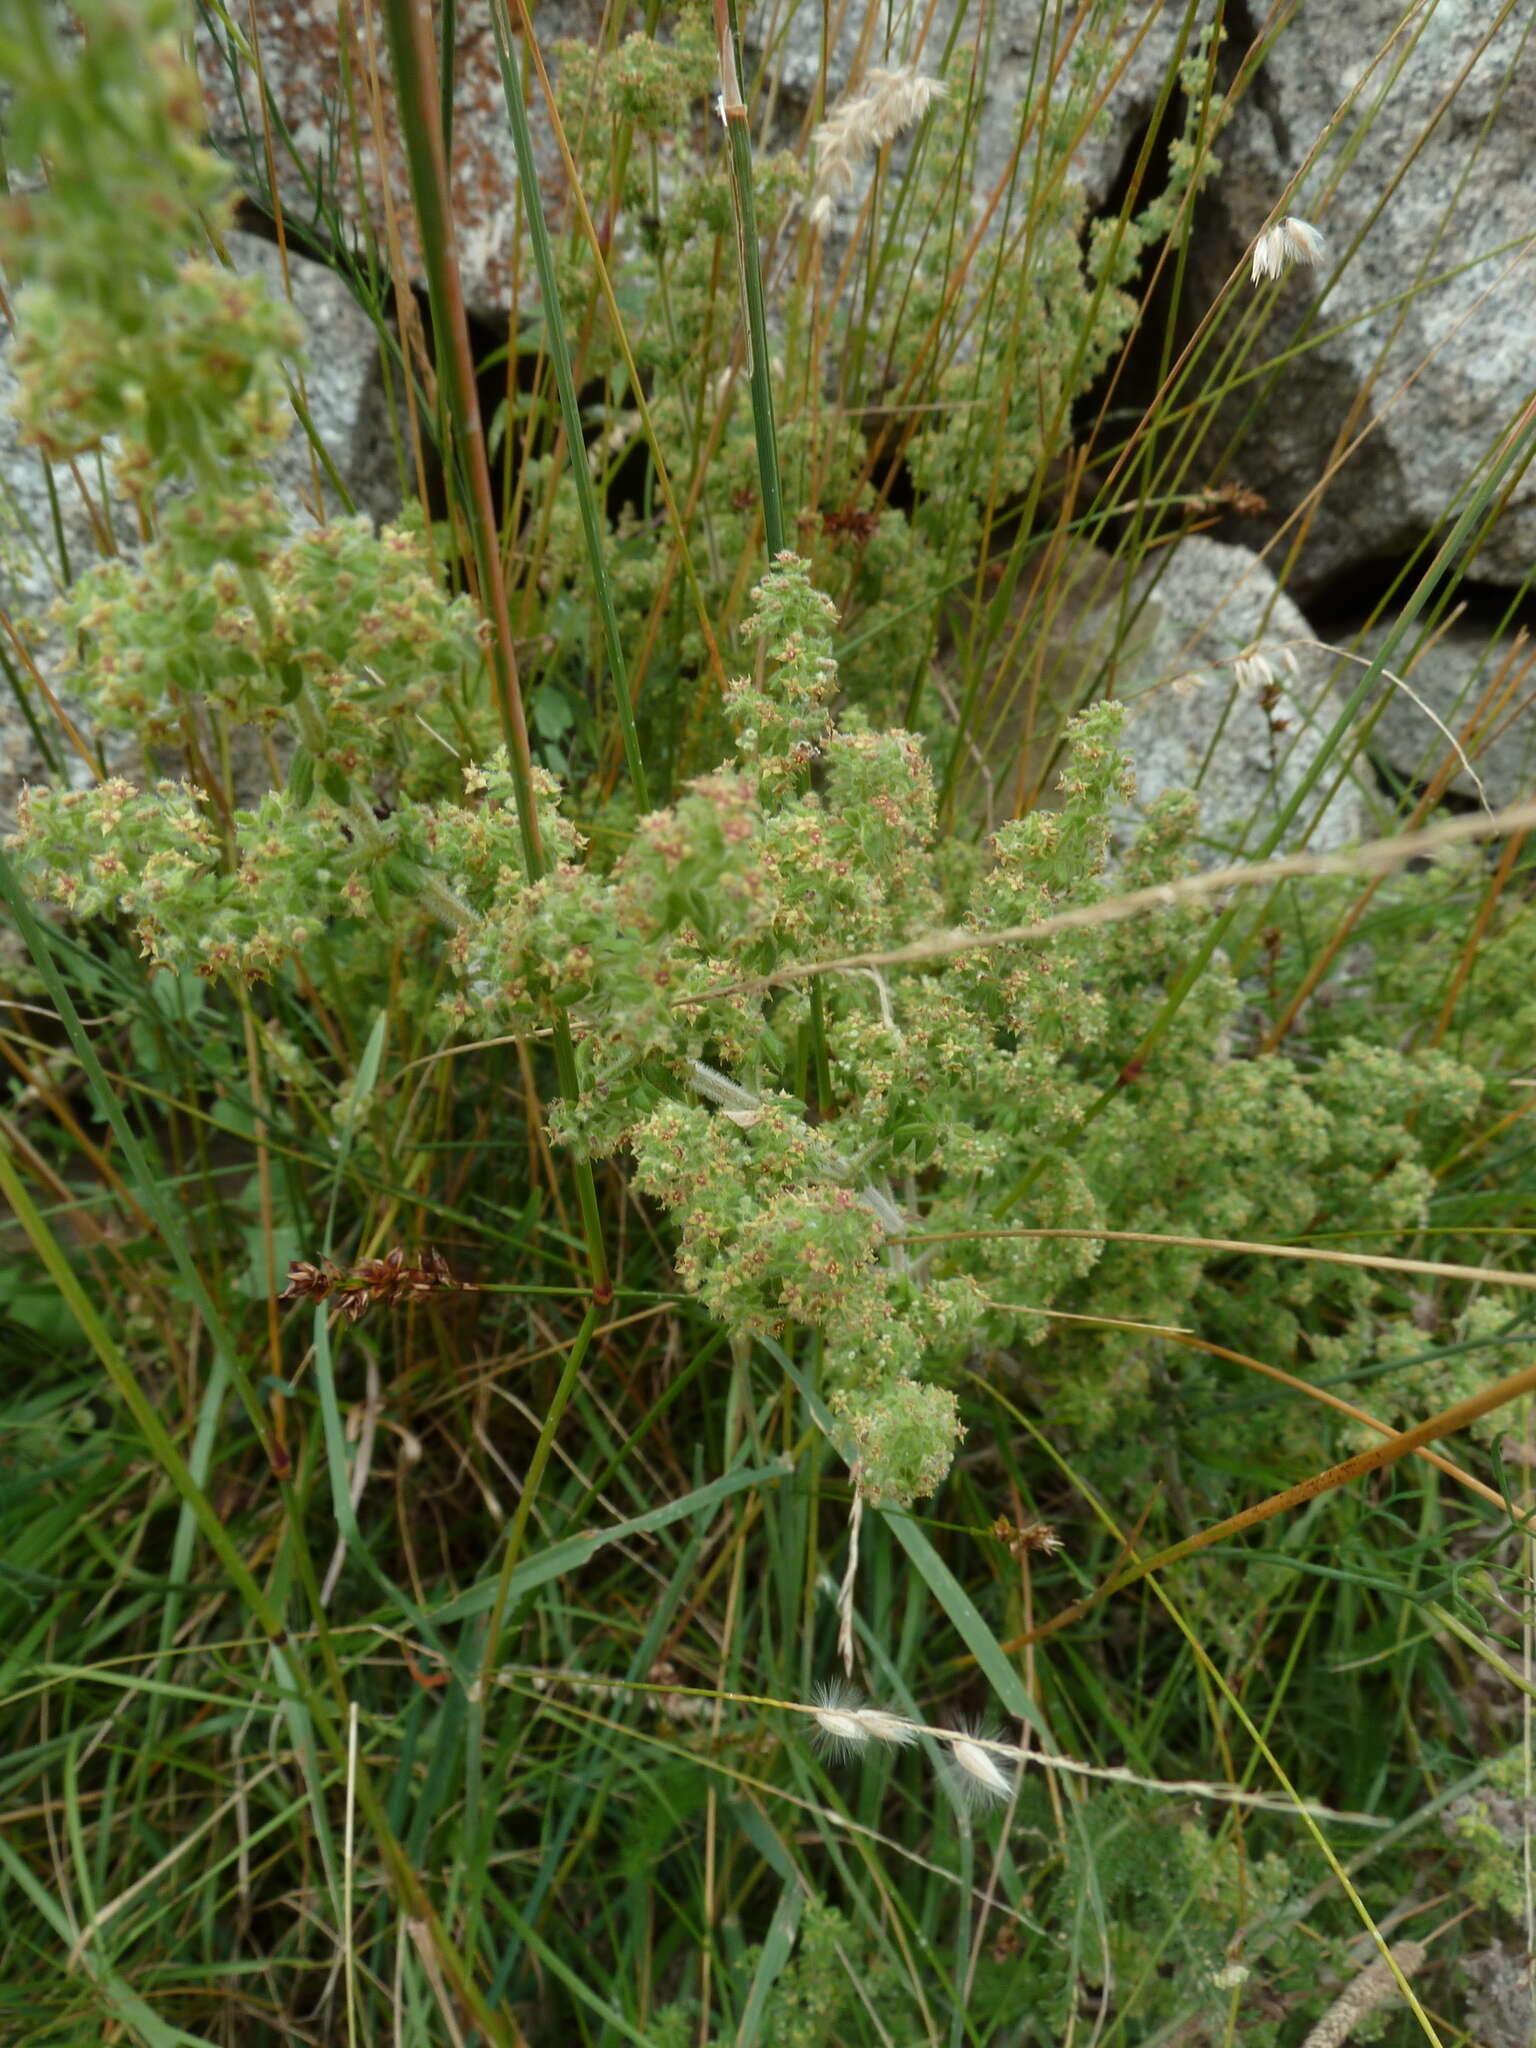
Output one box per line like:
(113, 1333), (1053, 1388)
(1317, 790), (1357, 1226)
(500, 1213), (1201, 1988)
(51, 516), (486, 751)
(10, 542), (1490, 1505)
(9, 777), (354, 976)
(279, 1247), (473, 1323)
(0, 0), (296, 494)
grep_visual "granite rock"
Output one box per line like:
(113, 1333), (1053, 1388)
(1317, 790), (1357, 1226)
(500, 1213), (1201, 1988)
(1182, 4), (1536, 594)
(196, 0), (606, 322)
(950, 535), (1368, 859)
(1117, 535), (1369, 856)
(222, 228), (399, 524)
(1357, 617), (1536, 809)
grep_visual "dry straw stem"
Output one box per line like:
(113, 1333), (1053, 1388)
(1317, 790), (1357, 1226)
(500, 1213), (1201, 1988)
(1255, 625), (1533, 1055)
(1002, 1346), (1536, 1656)
(1146, 1328), (1511, 1518)
(499, 1670), (1381, 1826)
(938, 1226), (1536, 1298)
(674, 795), (1536, 1005)
(804, 1692), (1385, 1827)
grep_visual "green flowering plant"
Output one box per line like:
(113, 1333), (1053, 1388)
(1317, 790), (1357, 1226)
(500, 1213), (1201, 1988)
(8, 7), (1536, 2043)
(0, 0), (295, 494)
(496, 6), (1226, 757)
(13, 543), (1490, 1507)
(0, 0), (1493, 1516)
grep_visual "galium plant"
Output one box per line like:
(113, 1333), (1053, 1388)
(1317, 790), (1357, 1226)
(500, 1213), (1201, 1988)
(5, 2), (1536, 2043)
(10, 539), (1495, 1513)
(0, 1), (1496, 1521)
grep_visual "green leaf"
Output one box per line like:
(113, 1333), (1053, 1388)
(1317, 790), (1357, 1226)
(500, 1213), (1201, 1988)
(287, 747), (316, 808)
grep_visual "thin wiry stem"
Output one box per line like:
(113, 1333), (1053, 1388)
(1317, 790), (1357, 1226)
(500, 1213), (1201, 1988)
(378, 0), (610, 1298)
(378, 0), (540, 877)
(716, 0), (785, 556)
(496, 0), (729, 699)
(486, 1), (648, 809)
(524, 1672), (1390, 1826)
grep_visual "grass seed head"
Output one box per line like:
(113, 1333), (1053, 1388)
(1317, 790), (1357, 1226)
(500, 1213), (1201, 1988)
(810, 1681), (873, 1759)
(944, 1731), (1014, 1809)
(809, 66), (946, 236)
(1251, 215), (1327, 283)
(855, 1708), (918, 1749)
(808, 1685), (918, 1758)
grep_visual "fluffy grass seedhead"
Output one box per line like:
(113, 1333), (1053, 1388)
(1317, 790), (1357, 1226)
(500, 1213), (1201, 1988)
(809, 1683), (919, 1760)
(942, 1728), (1015, 1811)
(1251, 215), (1327, 283)
(808, 66), (946, 235)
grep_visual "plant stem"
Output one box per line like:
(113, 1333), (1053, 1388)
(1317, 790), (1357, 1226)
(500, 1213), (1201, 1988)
(716, 0), (785, 556)
(379, 0), (611, 1299)
(487, 4), (649, 810)
(378, 0), (542, 883)
(493, 0), (729, 698)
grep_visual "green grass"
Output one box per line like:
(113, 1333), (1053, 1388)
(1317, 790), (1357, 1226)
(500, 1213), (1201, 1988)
(3, 1), (1536, 2043)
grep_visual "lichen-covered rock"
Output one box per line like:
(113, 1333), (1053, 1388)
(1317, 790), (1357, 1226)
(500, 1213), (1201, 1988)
(196, 0), (606, 321)
(1458, 1944), (1534, 2048)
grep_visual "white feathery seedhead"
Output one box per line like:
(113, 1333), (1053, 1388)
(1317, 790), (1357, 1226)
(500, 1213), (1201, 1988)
(1232, 644), (1277, 692)
(1251, 215), (1326, 284)
(808, 1684), (918, 1758)
(945, 1731), (1014, 1808)
(808, 66), (945, 237)
(810, 1681), (873, 1758)
(853, 1707), (918, 1749)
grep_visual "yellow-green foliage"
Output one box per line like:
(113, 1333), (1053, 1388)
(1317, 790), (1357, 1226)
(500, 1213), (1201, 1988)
(0, 0), (1508, 1514)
